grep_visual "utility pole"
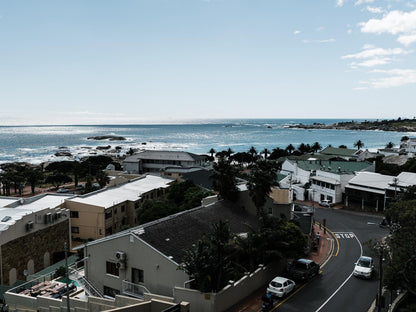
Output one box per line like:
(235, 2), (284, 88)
(378, 244), (384, 312)
(65, 242), (70, 311)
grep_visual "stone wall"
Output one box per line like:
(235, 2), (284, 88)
(1, 219), (69, 285)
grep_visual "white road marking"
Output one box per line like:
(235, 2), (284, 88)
(314, 233), (363, 312)
(334, 232), (355, 239)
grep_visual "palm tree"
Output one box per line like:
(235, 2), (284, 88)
(261, 148), (270, 159)
(211, 158), (239, 201)
(285, 144), (295, 155)
(209, 148), (216, 158)
(354, 140), (364, 150)
(247, 160), (277, 216)
(226, 148), (234, 159)
(249, 146), (258, 159)
(311, 142), (322, 153)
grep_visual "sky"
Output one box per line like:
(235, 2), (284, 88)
(1, 0), (416, 125)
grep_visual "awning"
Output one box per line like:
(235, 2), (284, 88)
(346, 184), (385, 195)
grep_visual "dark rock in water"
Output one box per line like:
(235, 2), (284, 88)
(141, 142), (147, 145)
(115, 146), (122, 150)
(87, 135), (126, 141)
(96, 145), (111, 150)
(55, 151), (72, 157)
(58, 146), (69, 149)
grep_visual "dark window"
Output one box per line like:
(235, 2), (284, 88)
(71, 227), (79, 234)
(132, 268), (144, 283)
(103, 285), (120, 298)
(70, 211), (79, 218)
(105, 210), (112, 219)
(106, 261), (119, 276)
(121, 205), (125, 212)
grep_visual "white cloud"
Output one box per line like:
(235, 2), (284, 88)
(347, 29), (353, 34)
(398, 32), (416, 45)
(342, 47), (409, 59)
(355, 0), (375, 6)
(349, 57), (391, 68)
(316, 26), (325, 32)
(294, 30), (301, 35)
(361, 68), (416, 88)
(302, 38), (335, 44)
(318, 38), (336, 43)
(360, 9), (416, 35)
(336, 0), (346, 7)
(366, 6), (384, 14)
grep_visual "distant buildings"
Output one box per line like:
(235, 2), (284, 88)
(123, 150), (208, 174)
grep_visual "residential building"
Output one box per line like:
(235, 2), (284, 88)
(123, 150), (208, 174)
(280, 159), (375, 204)
(0, 194), (71, 286)
(65, 175), (173, 241)
(236, 185), (292, 219)
(76, 201), (259, 299)
(318, 146), (360, 160)
(400, 137), (416, 154)
(161, 166), (214, 190)
(345, 171), (416, 211)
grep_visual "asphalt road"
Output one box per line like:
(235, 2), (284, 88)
(272, 207), (389, 312)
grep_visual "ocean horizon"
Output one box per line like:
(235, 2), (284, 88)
(1, 118), (414, 165)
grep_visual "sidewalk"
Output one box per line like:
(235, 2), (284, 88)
(227, 223), (333, 312)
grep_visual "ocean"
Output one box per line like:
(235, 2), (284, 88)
(0, 119), (413, 165)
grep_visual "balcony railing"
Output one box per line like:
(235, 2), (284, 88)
(121, 280), (150, 299)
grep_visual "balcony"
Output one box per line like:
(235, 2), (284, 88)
(121, 280), (150, 299)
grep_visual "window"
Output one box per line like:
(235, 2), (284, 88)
(132, 268), (144, 283)
(70, 211), (79, 218)
(103, 286), (120, 298)
(114, 208), (117, 214)
(71, 227), (80, 234)
(105, 210), (112, 219)
(106, 261), (119, 277)
(121, 205), (125, 212)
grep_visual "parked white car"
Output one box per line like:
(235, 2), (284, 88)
(267, 276), (295, 298)
(353, 256), (374, 279)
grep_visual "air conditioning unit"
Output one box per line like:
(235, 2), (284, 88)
(55, 212), (62, 220)
(116, 251), (126, 261)
(44, 213), (53, 224)
(26, 221), (34, 231)
(116, 261), (126, 270)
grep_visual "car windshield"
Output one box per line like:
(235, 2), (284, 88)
(293, 262), (307, 269)
(271, 281), (283, 287)
(358, 258), (371, 268)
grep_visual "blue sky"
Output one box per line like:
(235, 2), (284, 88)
(1, 0), (415, 125)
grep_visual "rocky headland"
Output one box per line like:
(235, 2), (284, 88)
(288, 118), (416, 132)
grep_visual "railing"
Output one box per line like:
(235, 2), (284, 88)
(67, 265), (103, 298)
(121, 280), (150, 299)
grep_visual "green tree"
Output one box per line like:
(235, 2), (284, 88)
(384, 200), (416, 296)
(209, 148), (216, 158)
(285, 144), (295, 155)
(25, 168), (44, 194)
(211, 158), (239, 201)
(261, 148), (270, 160)
(311, 142), (322, 153)
(353, 140), (364, 150)
(95, 170), (110, 188)
(45, 172), (72, 188)
(247, 160), (277, 216)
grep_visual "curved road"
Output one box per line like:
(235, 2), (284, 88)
(274, 207), (389, 312)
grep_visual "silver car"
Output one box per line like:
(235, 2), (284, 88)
(353, 256), (374, 279)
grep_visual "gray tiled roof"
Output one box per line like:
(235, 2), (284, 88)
(138, 201), (258, 263)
